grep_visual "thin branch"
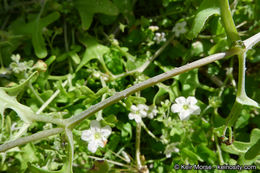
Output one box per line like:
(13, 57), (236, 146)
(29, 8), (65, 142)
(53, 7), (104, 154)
(66, 32), (260, 129)
(0, 128), (63, 152)
(67, 51), (235, 128)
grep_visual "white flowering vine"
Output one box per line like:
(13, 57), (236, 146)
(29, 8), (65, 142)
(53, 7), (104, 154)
(172, 21), (187, 37)
(153, 32), (166, 44)
(81, 120), (112, 153)
(9, 54), (33, 73)
(147, 105), (158, 119)
(128, 104), (149, 123)
(128, 104), (158, 123)
(171, 96), (201, 120)
(164, 143), (180, 158)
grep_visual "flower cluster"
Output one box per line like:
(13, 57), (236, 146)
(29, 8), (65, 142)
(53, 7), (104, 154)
(128, 104), (158, 123)
(9, 54), (33, 73)
(171, 96), (201, 120)
(172, 21), (187, 37)
(81, 120), (112, 153)
(153, 32), (166, 44)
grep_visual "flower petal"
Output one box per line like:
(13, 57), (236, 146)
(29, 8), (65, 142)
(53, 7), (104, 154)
(175, 96), (186, 104)
(88, 142), (99, 153)
(190, 105), (201, 115)
(187, 96), (197, 105)
(138, 104), (149, 111)
(81, 130), (93, 142)
(128, 113), (136, 120)
(131, 105), (138, 112)
(140, 110), (147, 117)
(134, 115), (142, 123)
(171, 103), (182, 113)
(101, 125), (112, 137)
(178, 110), (190, 120)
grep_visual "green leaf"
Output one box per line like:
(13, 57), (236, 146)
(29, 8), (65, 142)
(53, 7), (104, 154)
(182, 148), (203, 163)
(10, 12), (60, 58)
(245, 139), (260, 160)
(75, 0), (119, 30)
(0, 88), (35, 123)
(175, 69), (199, 97)
(187, 0), (220, 39)
(76, 34), (110, 72)
(196, 144), (217, 164)
(1, 71), (38, 96)
(222, 128), (260, 158)
(153, 82), (179, 104)
(28, 163), (68, 173)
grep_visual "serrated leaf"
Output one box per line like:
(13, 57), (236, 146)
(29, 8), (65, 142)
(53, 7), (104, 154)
(76, 34), (110, 72)
(75, 0), (118, 30)
(0, 88), (34, 123)
(187, 0), (220, 39)
(1, 71), (38, 96)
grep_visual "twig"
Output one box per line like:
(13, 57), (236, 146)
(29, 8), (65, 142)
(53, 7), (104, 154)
(0, 128), (63, 152)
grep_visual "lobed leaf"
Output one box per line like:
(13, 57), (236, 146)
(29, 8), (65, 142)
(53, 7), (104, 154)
(187, 0), (220, 40)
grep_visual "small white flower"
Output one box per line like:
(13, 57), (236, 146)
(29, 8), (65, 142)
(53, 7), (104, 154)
(128, 104), (149, 123)
(172, 21), (187, 37)
(147, 105), (158, 119)
(153, 32), (166, 44)
(148, 25), (159, 32)
(81, 120), (112, 153)
(165, 143), (179, 158)
(11, 54), (21, 63)
(171, 96), (201, 120)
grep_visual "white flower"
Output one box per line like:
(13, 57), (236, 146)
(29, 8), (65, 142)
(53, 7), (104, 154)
(81, 120), (112, 153)
(11, 54), (21, 63)
(148, 25), (159, 32)
(172, 21), (187, 37)
(128, 104), (149, 123)
(171, 96), (201, 120)
(153, 32), (166, 44)
(147, 105), (158, 119)
(164, 143), (179, 158)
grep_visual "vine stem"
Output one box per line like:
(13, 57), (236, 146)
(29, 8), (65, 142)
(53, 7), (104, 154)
(135, 123), (142, 169)
(0, 32), (259, 153)
(218, 0), (240, 43)
(66, 50), (236, 129)
(0, 128), (63, 152)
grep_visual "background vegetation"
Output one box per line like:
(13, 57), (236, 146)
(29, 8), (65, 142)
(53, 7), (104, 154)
(0, 0), (259, 172)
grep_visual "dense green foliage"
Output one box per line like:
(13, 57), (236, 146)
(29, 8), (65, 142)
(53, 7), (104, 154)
(0, 0), (259, 172)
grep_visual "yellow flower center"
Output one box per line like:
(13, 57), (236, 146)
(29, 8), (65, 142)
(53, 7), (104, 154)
(183, 104), (189, 110)
(94, 132), (101, 139)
